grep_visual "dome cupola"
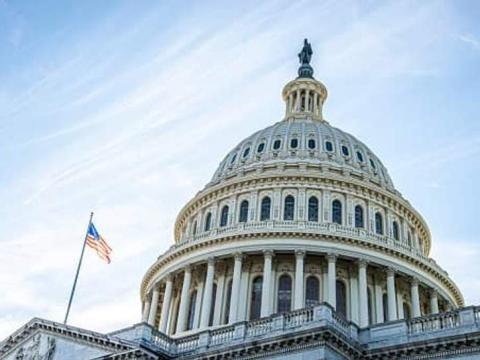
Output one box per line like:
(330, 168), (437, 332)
(282, 38), (328, 121)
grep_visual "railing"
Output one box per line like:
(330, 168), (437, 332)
(210, 325), (235, 346)
(175, 333), (200, 353)
(407, 311), (460, 335)
(172, 221), (438, 271)
(246, 317), (274, 337)
(284, 307), (314, 328)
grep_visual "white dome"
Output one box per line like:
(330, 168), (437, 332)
(209, 118), (395, 193)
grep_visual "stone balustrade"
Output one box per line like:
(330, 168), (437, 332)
(123, 304), (480, 357)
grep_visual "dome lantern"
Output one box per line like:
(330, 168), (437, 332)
(282, 39), (328, 121)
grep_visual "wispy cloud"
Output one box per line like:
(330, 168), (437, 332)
(458, 33), (480, 50)
(1, 0), (479, 339)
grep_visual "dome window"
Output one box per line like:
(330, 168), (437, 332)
(325, 141), (334, 152)
(375, 212), (384, 235)
(260, 197), (271, 221)
(283, 195), (295, 220)
(393, 221), (400, 241)
(242, 147), (250, 158)
(308, 139), (316, 149)
(273, 139), (282, 150)
(239, 200), (249, 223)
(257, 143), (265, 153)
(308, 196), (319, 222)
(290, 138), (299, 149)
(354, 205), (364, 228)
(370, 158), (377, 170)
(230, 153), (237, 164)
(204, 213), (212, 232)
(220, 206), (229, 227)
(332, 200), (342, 225)
(341, 145), (350, 157)
(356, 151), (364, 162)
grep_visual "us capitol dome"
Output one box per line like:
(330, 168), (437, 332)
(139, 40), (463, 336)
(4, 40), (480, 360)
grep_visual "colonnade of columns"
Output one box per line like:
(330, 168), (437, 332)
(142, 251), (444, 334)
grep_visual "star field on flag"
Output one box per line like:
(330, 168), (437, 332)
(86, 223), (112, 264)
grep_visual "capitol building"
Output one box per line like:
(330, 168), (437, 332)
(2, 41), (480, 360)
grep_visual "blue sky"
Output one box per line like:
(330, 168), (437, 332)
(1, 0), (480, 338)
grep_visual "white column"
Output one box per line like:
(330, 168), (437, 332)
(313, 92), (319, 115)
(193, 282), (203, 329)
(349, 268), (359, 325)
(305, 89), (310, 111)
(142, 297), (151, 322)
(295, 89), (300, 111)
(200, 258), (215, 328)
(411, 278), (421, 317)
(237, 265), (250, 321)
(374, 275), (384, 324)
(294, 250), (305, 310)
(397, 292), (404, 319)
(386, 269), (398, 321)
(358, 260), (369, 327)
(175, 266), (192, 333)
(229, 253), (243, 323)
(430, 290), (439, 314)
(159, 276), (173, 332)
(148, 287), (160, 326)
(261, 250), (273, 317)
(213, 271), (226, 326)
(327, 254), (336, 309)
(288, 93), (293, 114)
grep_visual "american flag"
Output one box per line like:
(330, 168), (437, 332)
(86, 223), (112, 264)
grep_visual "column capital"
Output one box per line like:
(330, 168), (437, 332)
(430, 288), (439, 297)
(357, 259), (368, 268)
(184, 264), (192, 273)
(165, 273), (174, 282)
(410, 277), (419, 286)
(386, 267), (396, 277)
(327, 253), (337, 263)
(295, 249), (306, 259)
(263, 250), (274, 258)
(234, 252), (244, 261)
(207, 257), (215, 266)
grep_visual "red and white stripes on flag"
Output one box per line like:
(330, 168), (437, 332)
(86, 223), (112, 264)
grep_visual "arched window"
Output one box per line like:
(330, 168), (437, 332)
(382, 293), (388, 322)
(277, 275), (292, 313)
(308, 139), (316, 149)
(260, 197), (271, 221)
(204, 213), (212, 231)
(392, 221), (400, 240)
(239, 200), (249, 223)
(208, 284), (217, 326)
(403, 303), (411, 320)
(192, 221), (197, 235)
(250, 276), (263, 320)
(284, 195), (295, 221)
(336, 280), (347, 319)
(257, 143), (265, 153)
(407, 231), (412, 246)
(220, 206), (229, 227)
(290, 138), (299, 149)
(375, 212), (384, 235)
(354, 205), (364, 228)
(370, 158), (377, 170)
(273, 139), (281, 150)
(242, 147), (250, 158)
(187, 291), (197, 330)
(332, 200), (342, 225)
(356, 151), (364, 163)
(325, 141), (334, 152)
(305, 276), (320, 307)
(341, 145), (350, 157)
(308, 196), (319, 222)
(224, 280), (232, 324)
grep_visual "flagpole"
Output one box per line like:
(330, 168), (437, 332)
(63, 211), (94, 325)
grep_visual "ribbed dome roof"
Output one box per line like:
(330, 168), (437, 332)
(208, 118), (395, 192)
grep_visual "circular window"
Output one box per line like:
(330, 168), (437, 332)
(290, 138), (299, 149)
(273, 139), (282, 150)
(308, 139), (316, 149)
(341, 145), (350, 157)
(325, 141), (333, 152)
(257, 143), (265, 153)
